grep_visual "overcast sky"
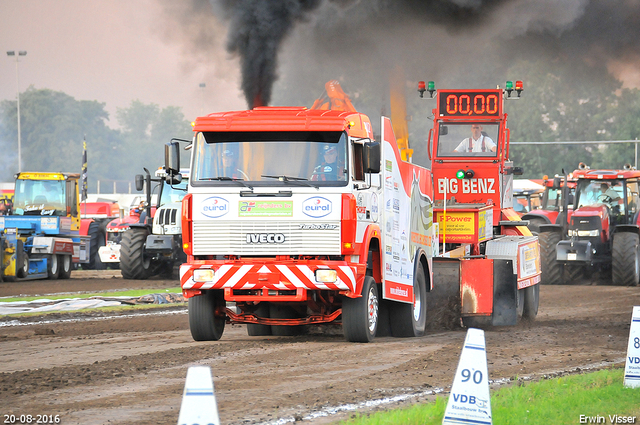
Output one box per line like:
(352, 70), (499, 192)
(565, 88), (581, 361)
(0, 0), (246, 128)
(3, 0), (640, 133)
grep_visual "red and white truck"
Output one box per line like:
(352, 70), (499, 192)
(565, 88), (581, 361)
(166, 105), (435, 342)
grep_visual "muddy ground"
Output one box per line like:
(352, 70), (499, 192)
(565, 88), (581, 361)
(0, 271), (639, 425)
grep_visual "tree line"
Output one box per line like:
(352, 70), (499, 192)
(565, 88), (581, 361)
(0, 88), (192, 192)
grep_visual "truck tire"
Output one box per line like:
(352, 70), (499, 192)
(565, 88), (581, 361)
(188, 290), (225, 341)
(612, 232), (640, 286)
(58, 255), (72, 279)
(539, 231), (564, 284)
(516, 287), (524, 320)
(389, 262), (428, 338)
(522, 284), (540, 321)
(342, 275), (378, 342)
(247, 302), (272, 336)
(87, 221), (106, 270)
(46, 254), (59, 279)
(120, 227), (152, 280)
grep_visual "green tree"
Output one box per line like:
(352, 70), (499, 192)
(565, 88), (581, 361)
(0, 87), (122, 189)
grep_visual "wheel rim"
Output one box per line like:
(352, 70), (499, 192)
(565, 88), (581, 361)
(367, 286), (378, 333)
(50, 255), (58, 274)
(413, 284), (422, 322)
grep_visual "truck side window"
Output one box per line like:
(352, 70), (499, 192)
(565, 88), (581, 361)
(67, 180), (77, 216)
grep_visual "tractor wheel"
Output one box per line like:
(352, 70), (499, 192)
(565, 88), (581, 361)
(47, 254), (59, 279)
(565, 265), (584, 284)
(58, 255), (72, 279)
(612, 232), (640, 286)
(539, 231), (564, 284)
(522, 284), (540, 321)
(247, 302), (272, 336)
(120, 227), (152, 280)
(87, 221), (106, 270)
(527, 217), (546, 235)
(14, 240), (28, 280)
(188, 290), (226, 341)
(389, 262), (428, 338)
(342, 275), (379, 342)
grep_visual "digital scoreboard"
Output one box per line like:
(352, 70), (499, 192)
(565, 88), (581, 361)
(438, 91), (502, 117)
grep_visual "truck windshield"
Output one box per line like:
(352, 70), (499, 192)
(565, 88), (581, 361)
(13, 179), (66, 216)
(192, 131), (348, 186)
(436, 123), (499, 157)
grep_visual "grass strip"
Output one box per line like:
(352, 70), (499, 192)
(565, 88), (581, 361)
(0, 287), (182, 303)
(339, 368), (640, 425)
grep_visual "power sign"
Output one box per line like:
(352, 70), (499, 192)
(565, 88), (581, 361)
(437, 178), (496, 195)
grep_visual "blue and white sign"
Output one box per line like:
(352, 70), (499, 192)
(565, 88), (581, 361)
(624, 306), (640, 388)
(201, 197), (229, 218)
(302, 196), (332, 218)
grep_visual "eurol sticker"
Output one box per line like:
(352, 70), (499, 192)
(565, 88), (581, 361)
(302, 196), (332, 218)
(201, 197), (229, 218)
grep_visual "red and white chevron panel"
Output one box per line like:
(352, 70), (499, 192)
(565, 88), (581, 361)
(180, 263), (356, 292)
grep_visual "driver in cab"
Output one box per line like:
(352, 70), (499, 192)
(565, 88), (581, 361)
(599, 182), (621, 205)
(454, 124), (497, 153)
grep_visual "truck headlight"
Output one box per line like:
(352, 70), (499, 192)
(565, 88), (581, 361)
(315, 269), (338, 283)
(41, 217), (57, 230)
(193, 269), (215, 282)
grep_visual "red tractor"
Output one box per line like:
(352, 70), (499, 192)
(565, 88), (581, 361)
(539, 163), (640, 285)
(79, 201), (119, 269)
(521, 174), (577, 234)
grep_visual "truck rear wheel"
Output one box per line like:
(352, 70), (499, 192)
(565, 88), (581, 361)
(343, 276), (378, 342)
(188, 290), (226, 341)
(269, 304), (305, 336)
(389, 262), (428, 338)
(522, 284), (540, 321)
(247, 302), (272, 336)
(47, 254), (59, 279)
(539, 231), (564, 284)
(120, 227), (152, 280)
(58, 255), (72, 279)
(612, 232), (640, 286)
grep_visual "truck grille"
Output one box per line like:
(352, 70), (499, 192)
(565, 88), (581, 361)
(192, 220), (341, 256)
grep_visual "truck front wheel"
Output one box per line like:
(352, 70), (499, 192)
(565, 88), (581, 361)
(343, 276), (378, 342)
(612, 232), (640, 286)
(389, 262), (428, 338)
(120, 227), (152, 280)
(188, 290), (226, 341)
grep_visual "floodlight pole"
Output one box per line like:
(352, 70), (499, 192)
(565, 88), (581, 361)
(6, 50), (27, 172)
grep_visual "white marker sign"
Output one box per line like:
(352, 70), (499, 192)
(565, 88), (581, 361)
(624, 306), (640, 388)
(443, 328), (492, 425)
(177, 366), (220, 425)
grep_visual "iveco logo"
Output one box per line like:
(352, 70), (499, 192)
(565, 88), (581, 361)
(246, 233), (286, 244)
(302, 196), (332, 218)
(201, 197), (229, 218)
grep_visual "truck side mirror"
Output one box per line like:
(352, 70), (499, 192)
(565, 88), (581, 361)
(364, 141), (381, 174)
(165, 142), (180, 175)
(135, 174), (144, 192)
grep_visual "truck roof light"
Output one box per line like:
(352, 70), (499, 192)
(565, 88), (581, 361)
(456, 170), (465, 179)
(417, 81), (426, 98)
(505, 81), (513, 90)
(456, 169), (475, 179)
(515, 80), (523, 90)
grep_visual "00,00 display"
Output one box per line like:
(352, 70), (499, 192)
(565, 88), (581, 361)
(439, 92), (500, 117)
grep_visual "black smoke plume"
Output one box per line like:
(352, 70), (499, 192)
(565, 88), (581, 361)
(217, 0), (322, 108)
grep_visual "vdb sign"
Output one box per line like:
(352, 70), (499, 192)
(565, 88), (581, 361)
(302, 197), (332, 218)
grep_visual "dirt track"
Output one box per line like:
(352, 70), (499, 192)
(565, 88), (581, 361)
(0, 271), (639, 424)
